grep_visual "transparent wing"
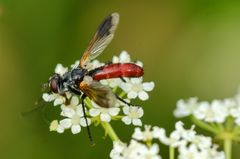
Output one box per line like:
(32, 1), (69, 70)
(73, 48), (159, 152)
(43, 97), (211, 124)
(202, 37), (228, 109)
(79, 76), (117, 108)
(79, 12), (119, 69)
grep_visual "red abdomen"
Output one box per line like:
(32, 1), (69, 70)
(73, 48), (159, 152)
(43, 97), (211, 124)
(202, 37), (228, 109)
(92, 63), (144, 80)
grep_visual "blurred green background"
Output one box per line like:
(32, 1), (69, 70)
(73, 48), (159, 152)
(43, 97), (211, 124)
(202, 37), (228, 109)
(1, 0), (240, 158)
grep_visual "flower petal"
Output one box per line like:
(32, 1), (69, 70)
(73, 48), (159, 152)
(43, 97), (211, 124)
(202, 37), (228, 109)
(61, 107), (75, 118)
(100, 80), (108, 85)
(138, 91), (149, 101)
(137, 107), (144, 117)
(89, 108), (100, 117)
(122, 106), (130, 115)
(59, 119), (72, 128)
(119, 51), (130, 62)
(143, 82), (155, 91)
(80, 118), (91, 127)
(42, 93), (52, 102)
(131, 78), (142, 84)
(122, 116), (131, 125)
(128, 91), (138, 99)
(55, 63), (68, 75)
(70, 96), (79, 106)
(132, 118), (142, 126)
(109, 108), (120, 116)
(100, 113), (111, 122)
(54, 98), (64, 106)
(49, 120), (58, 131)
(71, 125), (81, 134)
(120, 83), (132, 92)
(135, 61), (143, 67)
(56, 125), (64, 133)
(112, 56), (119, 63)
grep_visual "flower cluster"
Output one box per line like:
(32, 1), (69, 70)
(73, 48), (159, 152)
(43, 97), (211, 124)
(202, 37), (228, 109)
(110, 140), (161, 159)
(110, 122), (224, 159)
(174, 91), (240, 126)
(157, 121), (225, 159)
(43, 51), (155, 134)
(110, 125), (162, 159)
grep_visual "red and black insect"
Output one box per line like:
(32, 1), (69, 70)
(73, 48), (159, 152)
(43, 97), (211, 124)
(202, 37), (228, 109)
(48, 12), (144, 142)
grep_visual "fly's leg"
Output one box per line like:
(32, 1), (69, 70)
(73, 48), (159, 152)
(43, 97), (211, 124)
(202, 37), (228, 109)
(120, 77), (126, 83)
(116, 95), (135, 107)
(81, 94), (95, 146)
(66, 86), (94, 145)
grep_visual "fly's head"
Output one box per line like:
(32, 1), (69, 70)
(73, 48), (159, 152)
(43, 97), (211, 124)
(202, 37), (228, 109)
(48, 73), (65, 94)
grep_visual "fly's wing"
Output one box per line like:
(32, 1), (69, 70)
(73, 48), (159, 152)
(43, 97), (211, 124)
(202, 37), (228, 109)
(79, 76), (117, 108)
(79, 12), (119, 69)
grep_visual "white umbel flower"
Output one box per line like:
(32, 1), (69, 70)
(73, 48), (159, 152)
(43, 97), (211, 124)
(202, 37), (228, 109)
(174, 90), (240, 125)
(174, 97), (198, 118)
(132, 125), (163, 142)
(89, 101), (120, 122)
(121, 78), (155, 101)
(54, 63), (68, 76)
(42, 92), (71, 106)
(112, 50), (131, 63)
(157, 121), (225, 159)
(61, 96), (80, 111)
(59, 106), (91, 134)
(49, 120), (59, 131)
(110, 140), (161, 159)
(100, 78), (123, 89)
(122, 106), (144, 126)
(193, 101), (228, 123)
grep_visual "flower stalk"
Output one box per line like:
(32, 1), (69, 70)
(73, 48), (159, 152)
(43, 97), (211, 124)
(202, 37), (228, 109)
(101, 122), (120, 141)
(224, 138), (232, 159)
(191, 116), (219, 134)
(169, 146), (175, 159)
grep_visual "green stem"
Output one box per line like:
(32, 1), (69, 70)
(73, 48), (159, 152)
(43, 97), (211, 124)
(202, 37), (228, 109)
(224, 138), (232, 159)
(101, 122), (120, 141)
(191, 116), (219, 134)
(169, 146), (175, 159)
(119, 91), (126, 98)
(226, 117), (234, 131)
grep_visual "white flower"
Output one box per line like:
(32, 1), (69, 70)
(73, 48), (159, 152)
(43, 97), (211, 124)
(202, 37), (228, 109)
(121, 78), (155, 101)
(59, 106), (91, 134)
(157, 121), (225, 159)
(61, 96), (80, 110)
(89, 101), (120, 122)
(191, 135), (212, 150)
(54, 63), (68, 76)
(158, 121), (196, 147)
(110, 141), (126, 159)
(141, 144), (161, 159)
(193, 100), (228, 123)
(132, 125), (163, 142)
(49, 120), (59, 131)
(90, 59), (105, 69)
(112, 51), (131, 63)
(174, 97), (198, 118)
(70, 60), (79, 68)
(135, 60), (143, 67)
(110, 140), (161, 159)
(100, 78), (123, 88)
(122, 106), (144, 126)
(210, 100), (229, 123)
(193, 102), (212, 121)
(42, 92), (71, 106)
(178, 144), (201, 159)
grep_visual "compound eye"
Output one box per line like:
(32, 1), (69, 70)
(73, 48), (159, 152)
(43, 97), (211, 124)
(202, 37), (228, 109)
(49, 78), (59, 93)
